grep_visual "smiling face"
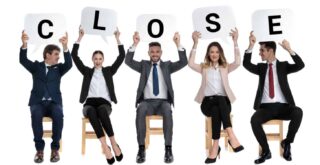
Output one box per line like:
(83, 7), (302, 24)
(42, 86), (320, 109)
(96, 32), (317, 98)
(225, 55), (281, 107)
(43, 44), (61, 65)
(258, 41), (277, 62)
(148, 46), (162, 63)
(208, 46), (220, 63)
(259, 44), (274, 62)
(204, 42), (226, 67)
(92, 52), (104, 69)
(45, 50), (60, 65)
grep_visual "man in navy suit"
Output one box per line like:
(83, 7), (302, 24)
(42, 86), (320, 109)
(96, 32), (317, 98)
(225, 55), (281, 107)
(243, 32), (304, 164)
(20, 31), (72, 163)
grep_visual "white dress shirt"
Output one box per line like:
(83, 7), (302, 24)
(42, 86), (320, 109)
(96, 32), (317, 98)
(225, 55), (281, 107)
(204, 66), (227, 96)
(87, 68), (111, 102)
(43, 63), (53, 100)
(261, 60), (287, 103)
(144, 61), (168, 99)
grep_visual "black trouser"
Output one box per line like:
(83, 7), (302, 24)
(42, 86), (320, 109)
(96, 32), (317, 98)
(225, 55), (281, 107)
(250, 103), (303, 153)
(83, 98), (114, 138)
(201, 96), (232, 140)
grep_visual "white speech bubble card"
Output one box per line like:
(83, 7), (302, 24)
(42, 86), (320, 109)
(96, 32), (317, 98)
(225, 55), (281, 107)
(81, 7), (117, 42)
(136, 14), (176, 41)
(252, 9), (294, 42)
(24, 13), (66, 45)
(193, 6), (236, 43)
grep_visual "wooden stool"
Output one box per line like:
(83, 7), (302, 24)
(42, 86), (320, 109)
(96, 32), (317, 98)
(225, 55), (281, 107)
(259, 119), (284, 156)
(145, 115), (164, 149)
(42, 117), (62, 152)
(205, 115), (233, 151)
(81, 118), (97, 155)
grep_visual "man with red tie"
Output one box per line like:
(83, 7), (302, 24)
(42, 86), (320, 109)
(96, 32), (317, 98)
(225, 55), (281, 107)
(243, 31), (304, 164)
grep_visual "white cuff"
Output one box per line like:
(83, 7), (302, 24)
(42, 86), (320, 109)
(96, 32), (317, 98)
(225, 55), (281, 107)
(178, 45), (184, 51)
(245, 49), (252, 53)
(129, 45), (136, 52)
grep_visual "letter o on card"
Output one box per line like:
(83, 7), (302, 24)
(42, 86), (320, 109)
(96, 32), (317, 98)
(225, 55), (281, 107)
(137, 14), (176, 41)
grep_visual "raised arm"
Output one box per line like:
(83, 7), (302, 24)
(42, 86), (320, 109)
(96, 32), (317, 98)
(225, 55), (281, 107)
(243, 31), (259, 75)
(110, 28), (125, 75)
(19, 31), (36, 73)
(71, 28), (89, 75)
(57, 32), (72, 76)
(125, 32), (142, 72)
(170, 32), (188, 73)
(228, 28), (241, 73)
(188, 31), (202, 73)
(278, 39), (305, 73)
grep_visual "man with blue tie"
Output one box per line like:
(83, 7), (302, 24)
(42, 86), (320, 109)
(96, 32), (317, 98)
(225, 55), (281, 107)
(125, 32), (187, 164)
(20, 31), (72, 163)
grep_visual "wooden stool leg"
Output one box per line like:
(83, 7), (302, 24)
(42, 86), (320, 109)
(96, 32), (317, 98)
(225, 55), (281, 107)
(59, 140), (62, 152)
(145, 116), (150, 149)
(279, 121), (284, 156)
(82, 118), (86, 155)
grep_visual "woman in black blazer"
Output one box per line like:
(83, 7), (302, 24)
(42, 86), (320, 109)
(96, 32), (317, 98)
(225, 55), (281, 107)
(71, 27), (125, 165)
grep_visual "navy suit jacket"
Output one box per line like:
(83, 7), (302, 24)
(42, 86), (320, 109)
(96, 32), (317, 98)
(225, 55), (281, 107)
(19, 48), (72, 106)
(243, 52), (305, 110)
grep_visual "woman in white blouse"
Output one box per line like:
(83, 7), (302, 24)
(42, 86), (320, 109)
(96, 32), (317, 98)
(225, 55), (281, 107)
(71, 28), (124, 165)
(188, 28), (244, 164)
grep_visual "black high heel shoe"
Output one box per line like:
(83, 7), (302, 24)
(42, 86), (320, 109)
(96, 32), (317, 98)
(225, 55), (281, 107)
(114, 144), (123, 162)
(205, 146), (221, 164)
(228, 140), (244, 152)
(106, 146), (115, 165)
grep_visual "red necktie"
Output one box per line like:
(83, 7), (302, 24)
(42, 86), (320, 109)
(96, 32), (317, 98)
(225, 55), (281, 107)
(268, 63), (274, 98)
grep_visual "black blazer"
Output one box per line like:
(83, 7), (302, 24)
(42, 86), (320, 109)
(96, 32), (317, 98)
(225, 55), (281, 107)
(243, 52), (305, 110)
(71, 43), (125, 104)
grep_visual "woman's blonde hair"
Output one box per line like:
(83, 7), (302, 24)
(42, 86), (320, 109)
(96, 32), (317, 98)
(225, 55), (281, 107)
(201, 42), (227, 68)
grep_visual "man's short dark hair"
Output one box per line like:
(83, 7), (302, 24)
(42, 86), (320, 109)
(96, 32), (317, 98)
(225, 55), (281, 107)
(149, 42), (161, 48)
(259, 41), (276, 53)
(43, 44), (60, 59)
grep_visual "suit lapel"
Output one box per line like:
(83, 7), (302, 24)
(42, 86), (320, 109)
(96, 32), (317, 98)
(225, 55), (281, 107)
(145, 62), (151, 81)
(40, 62), (47, 78)
(160, 61), (169, 87)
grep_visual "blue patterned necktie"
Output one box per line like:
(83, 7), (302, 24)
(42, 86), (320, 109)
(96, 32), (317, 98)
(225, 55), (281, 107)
(152, 63), (159, 96)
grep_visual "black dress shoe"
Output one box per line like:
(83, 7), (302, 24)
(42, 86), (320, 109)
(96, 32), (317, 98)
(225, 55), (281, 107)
(114, 144), (123, 162)
(228, 140), (244, 152)
(205, 146), (221, 164)
(254, 151), (271, 164)
(107, 157), (115, 165)
(136, 145), (146, 163)
(281, 140), (292, 161)
(34, 151), (44, 163)
(50, 150), (60, 163)
(164, 146), (174, 163)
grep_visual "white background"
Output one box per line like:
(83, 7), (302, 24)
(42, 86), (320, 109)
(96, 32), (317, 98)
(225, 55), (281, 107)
(0, 0), (319, 165)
